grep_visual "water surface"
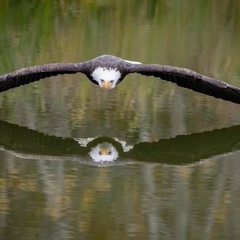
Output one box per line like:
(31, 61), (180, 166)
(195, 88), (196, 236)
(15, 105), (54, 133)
(0, 1), (240, 239)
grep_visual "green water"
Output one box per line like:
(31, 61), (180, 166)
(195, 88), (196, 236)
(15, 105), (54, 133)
(0, 1), (240, 239)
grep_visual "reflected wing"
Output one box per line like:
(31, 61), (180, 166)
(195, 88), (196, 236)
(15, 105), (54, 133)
(128, 64), (240, 104)
(123, 125), (240, 165)
(1, 119), (240, 166)
(0, 120), (87, 156)
(0, 62), (87, 92)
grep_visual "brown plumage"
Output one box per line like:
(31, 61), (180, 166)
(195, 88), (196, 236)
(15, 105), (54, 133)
(0, 55), (240, 104)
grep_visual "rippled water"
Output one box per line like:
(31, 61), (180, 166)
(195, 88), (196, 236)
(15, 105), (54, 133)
(1, 1), (240, 239)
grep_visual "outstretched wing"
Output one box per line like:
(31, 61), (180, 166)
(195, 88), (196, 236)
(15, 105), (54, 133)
(128, 64), (240, 104)
(0, 62), (88, 93)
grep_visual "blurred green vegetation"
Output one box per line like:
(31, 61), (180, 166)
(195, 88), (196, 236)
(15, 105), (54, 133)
(0, 0), (240, 70)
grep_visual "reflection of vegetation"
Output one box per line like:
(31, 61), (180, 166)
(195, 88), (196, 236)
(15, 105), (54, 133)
(1, 122), (240, 239)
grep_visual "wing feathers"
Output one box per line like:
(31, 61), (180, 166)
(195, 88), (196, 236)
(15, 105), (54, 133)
(129, 64), (240, 104)
(1, 57), (240, 105)
(0, 63), (87, 93)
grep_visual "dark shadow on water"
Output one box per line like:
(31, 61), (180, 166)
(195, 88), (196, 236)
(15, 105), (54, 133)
(1, 119), (240, 166)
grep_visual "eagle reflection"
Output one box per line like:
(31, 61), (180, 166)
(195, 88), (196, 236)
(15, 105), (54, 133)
(89, 142), (119, 162)
(1, 119), (240, 166)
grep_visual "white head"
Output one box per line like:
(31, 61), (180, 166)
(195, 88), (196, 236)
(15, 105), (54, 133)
(91, 67), (121, 89)
(89, 143), (119, 162)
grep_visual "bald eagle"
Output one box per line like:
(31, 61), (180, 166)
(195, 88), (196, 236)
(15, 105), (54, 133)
(0, 55), (240, 104)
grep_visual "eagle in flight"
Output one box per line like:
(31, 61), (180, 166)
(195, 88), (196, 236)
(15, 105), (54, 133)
(0, 55), (240, 104)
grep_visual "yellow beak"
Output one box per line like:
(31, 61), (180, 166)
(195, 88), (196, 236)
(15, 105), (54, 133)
(102, 81), (111, 89)
(100, 148), (111, 155)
